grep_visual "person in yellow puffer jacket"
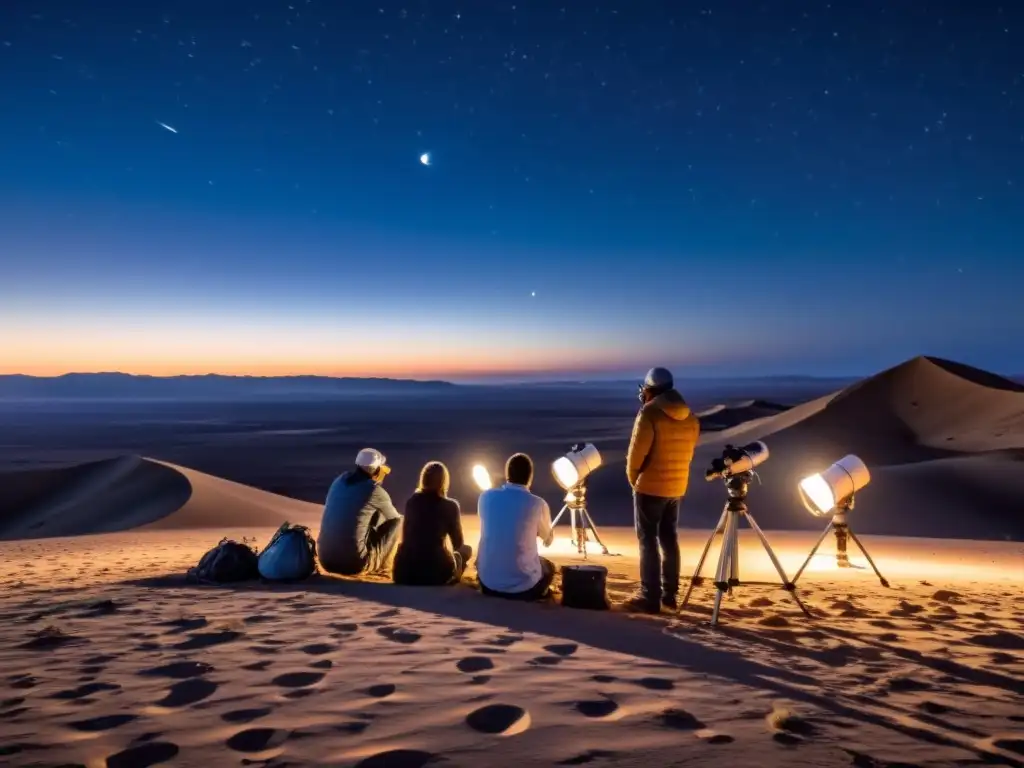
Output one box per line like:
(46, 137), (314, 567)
(623, 367), (700, 614)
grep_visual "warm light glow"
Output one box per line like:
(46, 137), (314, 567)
(798, 455), (871, 517)
(799, 473), (836, 516)
(551, 443), (603, 490)
(552, 456), (579, 489)
(472, 464), (492, 491)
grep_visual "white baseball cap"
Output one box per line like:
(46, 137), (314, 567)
(355, 447), (390, 477)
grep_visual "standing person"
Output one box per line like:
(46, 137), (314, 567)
(392, 461), (473, 586)
(317, 448), (402, 577)
(476, 453), (556, 601)
(624, 367), (701, 613)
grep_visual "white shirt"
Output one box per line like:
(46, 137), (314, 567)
(476, 482), (554, 593)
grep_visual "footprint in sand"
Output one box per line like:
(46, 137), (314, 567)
(657, 707), (707, 731)
(310, 659), (333, 669)
(241, 660), (273, 672)
(173, 630), (241, 651)
(918, 700), (953, 715)
(887, 675), (932, 692)
(470, 646), (508, 654)
(300, 643), (335, 655)
(634, 677), (674, 691)
(969, 630), (1024, 651)
(376, 627), (422, 645)
(68, 713), (137, 732)
(456, 657), (495, 674)
(574, 697), (618, 718)
(591, 674), (617, 684)
(465, 704), (530, 735)
(105, 741), (179, 767)
(544, 643), (578, 657)
(226, 727), (290, 753)
(767, 707), (818, 745)
(161, 617), (207, 634)
(354, 749), (441, 768)
(558, 749), (621, 765)
(221, 707), (273, 724)
(140, 661), (214, 679)
(331, 622), (359, 633)
(271, 671), (325, 688)
(757, 615), (790, 628)
(529, 656), (564, 666)
(243, 614), (274, 625)
(157, 678), (218, 707)
(50, 682), (121, 700)
(361, 683), (396, 698)
(486, 634), (523, 647)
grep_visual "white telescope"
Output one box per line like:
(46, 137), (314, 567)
(552, 443), (602, 490)
(798, 454), (870, 516)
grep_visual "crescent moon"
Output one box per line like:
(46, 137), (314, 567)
(419, 153), (431, 166)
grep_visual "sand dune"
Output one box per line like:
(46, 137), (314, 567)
(605, 356), (1024, 540)
(697, 400), (791, 432)
(0, 457), (318, 541)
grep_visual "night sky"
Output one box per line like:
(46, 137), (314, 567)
(1, 2), (1021, 380)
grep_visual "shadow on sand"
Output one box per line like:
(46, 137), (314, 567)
(123, 572), (1023, 767)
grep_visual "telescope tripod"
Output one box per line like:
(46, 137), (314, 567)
(681, 472), (810, 627)
(792, 497), (889, 587)
(550, 483), (610, 559)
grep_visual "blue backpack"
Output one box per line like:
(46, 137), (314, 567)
(258, 523), (318, 581)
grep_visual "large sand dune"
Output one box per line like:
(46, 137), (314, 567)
(587, 356), (1024, 540)
(0, 457), (319, 540)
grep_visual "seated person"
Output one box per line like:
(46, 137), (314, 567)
(317, 448), (401, 576)
(476, 452), (556, 601)
(392, 461), (473, 586)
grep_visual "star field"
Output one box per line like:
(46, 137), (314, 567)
(0, 2), (1021, 379)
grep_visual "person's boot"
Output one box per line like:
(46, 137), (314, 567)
(661, 594), (678, 611)
(622, 591), (660, 614)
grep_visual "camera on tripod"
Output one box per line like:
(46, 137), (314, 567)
(704, 441), (770, 482)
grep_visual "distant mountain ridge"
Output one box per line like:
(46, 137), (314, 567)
(0, 372), (456, 399)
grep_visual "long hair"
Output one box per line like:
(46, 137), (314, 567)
(417, 461), (450, 497)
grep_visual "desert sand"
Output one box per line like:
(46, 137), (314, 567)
(0, 355), (1022, 766)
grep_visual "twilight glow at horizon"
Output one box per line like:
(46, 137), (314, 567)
(1, 3), (1021, 380)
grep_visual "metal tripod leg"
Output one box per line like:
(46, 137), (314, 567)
(792, 519), (835, 584)
(847, 528), (890, 587)
(680, 506), (728, 611)
(551, 504), (569, 528)
(744, 511), (812, 617)
(580, 508), (610, 555)
(711, 510), (739, 626)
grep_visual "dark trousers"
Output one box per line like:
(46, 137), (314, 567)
(364, 517), (402, 573)
(393, 544), (473, 586)
(481, 557), (556, 601)
(634, 493), (681, 602)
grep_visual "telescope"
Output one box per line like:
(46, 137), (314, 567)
(549, 443), (610, 558)
(683, 439), (809, 627)
(792, 454), (889, 587)
(704, 441), (769, 482)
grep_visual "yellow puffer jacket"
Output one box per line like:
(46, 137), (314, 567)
(626, 389), (701, 498)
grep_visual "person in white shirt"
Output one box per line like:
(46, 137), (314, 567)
(476, 453), (556, 600)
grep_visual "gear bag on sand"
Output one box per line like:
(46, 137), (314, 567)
(187, 538), (260, 584)
(258, 522), (318, 581)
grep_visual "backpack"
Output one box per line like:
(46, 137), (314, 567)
(257, 522), (318, 582)
(187, 538), (260, 584)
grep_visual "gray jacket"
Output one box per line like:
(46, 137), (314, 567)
(317, 469), (401, 574)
